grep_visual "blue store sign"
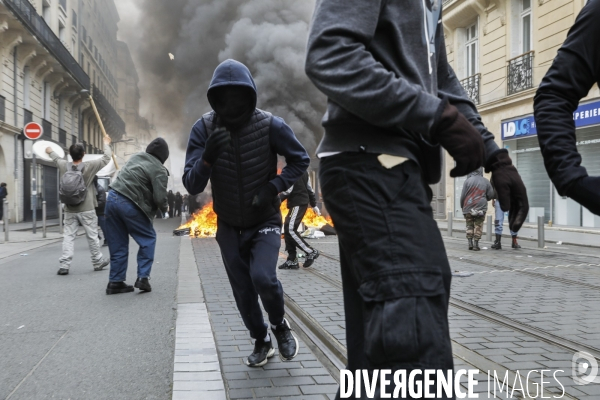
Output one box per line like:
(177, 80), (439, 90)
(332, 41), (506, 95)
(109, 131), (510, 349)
(501, 99), (600, 140)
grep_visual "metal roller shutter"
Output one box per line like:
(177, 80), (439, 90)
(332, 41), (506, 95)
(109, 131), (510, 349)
(515, 137), (551, 222)
(43, 165), (58, 219)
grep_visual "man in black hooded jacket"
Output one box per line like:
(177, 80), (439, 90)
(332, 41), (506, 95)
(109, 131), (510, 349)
(183, 59), (309, 367)
(305, 0), (529, 396)
(534, 0), (600, 216)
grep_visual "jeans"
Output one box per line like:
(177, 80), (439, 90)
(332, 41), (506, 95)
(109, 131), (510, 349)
(284, 204), (314, 260)
(60, 210), (104, 268)
(215, 212), (285, 340)
(494, 199), (517, 236)
(105, 190), (157, 282)
(319, 153), (454, 399)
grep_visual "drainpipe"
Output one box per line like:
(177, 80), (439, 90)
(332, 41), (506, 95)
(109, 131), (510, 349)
(13, 46), (18, 178)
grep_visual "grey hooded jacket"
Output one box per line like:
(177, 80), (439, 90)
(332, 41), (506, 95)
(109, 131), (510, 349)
(460, 169), (494, 216)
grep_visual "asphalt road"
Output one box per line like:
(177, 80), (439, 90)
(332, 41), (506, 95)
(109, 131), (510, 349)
(0, 218), (181, 400)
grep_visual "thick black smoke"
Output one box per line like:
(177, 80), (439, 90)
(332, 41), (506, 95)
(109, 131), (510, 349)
(118, 0), (326, 155)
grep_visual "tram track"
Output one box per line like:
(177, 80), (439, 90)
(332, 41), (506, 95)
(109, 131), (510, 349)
(313, 250), (600, 360)
(279, 250), (577, 398)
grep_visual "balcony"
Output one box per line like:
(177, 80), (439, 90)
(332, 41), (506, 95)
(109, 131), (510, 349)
(92, 85), (125, 140)
(4, 0), (90, 89)
(507, 51), (534, 96)
(460, 73), (481, 105)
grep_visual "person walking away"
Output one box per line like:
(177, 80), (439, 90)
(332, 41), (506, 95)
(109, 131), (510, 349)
(534, 0), (600, 217)
(183, 59), (309, 367)
(94, 176), (108, 247)
(461, 169), (494, 251)
(105, 138), (169, 295)
(0, 183), (7, 224)
(48, 139), (112, 275)
(167, 190), (175, 218)
(305, 0), (529, 396)
(278, 171), (321, 269)
(491, 198), (521, 249)
(175, 192), (183, 217)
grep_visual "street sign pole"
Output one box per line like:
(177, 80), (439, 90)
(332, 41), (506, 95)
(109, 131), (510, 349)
(32, 152), (37, 234)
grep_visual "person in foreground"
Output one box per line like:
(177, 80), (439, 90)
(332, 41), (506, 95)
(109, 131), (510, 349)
(49, 138), (112, 275)
(183, 59), (309, 367)
(105, 138), (169, 295)
(534, 0), (600, 216)
(305, 0), (529, 397)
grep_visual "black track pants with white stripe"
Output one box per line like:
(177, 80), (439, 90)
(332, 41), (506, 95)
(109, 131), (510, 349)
(283, 204), (314, 260)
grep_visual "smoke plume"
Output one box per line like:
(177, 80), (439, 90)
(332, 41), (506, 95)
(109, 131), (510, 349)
(117, 0), (326, 157)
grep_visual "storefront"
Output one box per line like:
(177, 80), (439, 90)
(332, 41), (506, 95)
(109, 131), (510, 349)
(501, 98), (600, 227)
(23, 158), (59, 222)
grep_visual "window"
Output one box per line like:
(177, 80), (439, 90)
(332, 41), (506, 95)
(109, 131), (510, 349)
(72, 10), (77, 27)
(42, 4), (50, 21)
(0, 96), (5, 122)
(43, 82), (50, 120)
(82, 26), (87, 42)
(465, 21), (478, 78)
(59, 0), (67, 11)
(521, 0), (532, 53)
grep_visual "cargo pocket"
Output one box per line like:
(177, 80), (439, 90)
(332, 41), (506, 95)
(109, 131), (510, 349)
(359, 268), (446, 366)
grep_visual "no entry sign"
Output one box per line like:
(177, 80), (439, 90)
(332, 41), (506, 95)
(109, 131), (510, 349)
(23, 122), (43, 140)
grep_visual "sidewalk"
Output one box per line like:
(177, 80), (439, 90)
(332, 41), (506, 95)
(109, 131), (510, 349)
(436, 219), (600, 248)
(0, 226), (83, 260)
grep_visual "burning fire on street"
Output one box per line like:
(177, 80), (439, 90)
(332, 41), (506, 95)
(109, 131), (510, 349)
(176, 201), (333, 238)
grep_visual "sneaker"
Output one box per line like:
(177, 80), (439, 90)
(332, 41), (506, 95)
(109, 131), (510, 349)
(106, 281), (134, 295)
(245, 337), (275, 367)
(272, 318), (299, 361)
(303, 250), (320, 268)
(278, 259), (299, 270)
(57, 268), (69, 275)
(94, 259), (110, 271)
(134, 277), (152, 292)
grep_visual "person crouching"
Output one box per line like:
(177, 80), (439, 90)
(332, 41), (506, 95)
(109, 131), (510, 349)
(105, 138), (170, 294)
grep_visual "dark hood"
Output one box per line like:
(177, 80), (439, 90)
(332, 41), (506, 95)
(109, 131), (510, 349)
(467, 167), (483, 179)
(146, 137), (169, 164)
(207, 59), (257, 127)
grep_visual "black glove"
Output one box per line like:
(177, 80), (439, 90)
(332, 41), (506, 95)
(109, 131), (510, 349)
(566, 176), (600, 216)
(202, 128), (231, 166)
(486, 149), (529, 232)
(252, 183), (278, 209)
(430, 98), (484, 177)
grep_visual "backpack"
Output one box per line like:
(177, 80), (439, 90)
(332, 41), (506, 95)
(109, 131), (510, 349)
(59, 163), (87, 205)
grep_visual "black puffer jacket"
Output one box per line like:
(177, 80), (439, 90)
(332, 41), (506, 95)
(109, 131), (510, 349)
(203, 110), (279, 227)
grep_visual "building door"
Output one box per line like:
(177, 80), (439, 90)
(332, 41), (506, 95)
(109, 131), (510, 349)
(24, 160), (57, 221)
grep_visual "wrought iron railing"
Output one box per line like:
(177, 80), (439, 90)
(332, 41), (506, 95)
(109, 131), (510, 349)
(42, 119), (52, 140)
(23, 109), (32, 125)
(92, 85), (125, 139)
(460, 73), (481, 105)
(4, 0), (90, 89)
(58, 128), (66, 146)
(507, 51), (534, 96)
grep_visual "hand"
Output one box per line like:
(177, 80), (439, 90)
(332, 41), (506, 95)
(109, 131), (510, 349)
(202, 128), (231, 166)
(312, 206), (321, 216)
(430, 98), (484, 177)
(252, 183), (278, 209)
(45, 147), (53, 154)
(486, 149), (529, 232)
(566, 176), (600, 216)
(103, 136), (111, 145)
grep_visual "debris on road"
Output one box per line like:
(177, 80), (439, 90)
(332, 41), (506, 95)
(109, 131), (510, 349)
(17, 325), (24, 329)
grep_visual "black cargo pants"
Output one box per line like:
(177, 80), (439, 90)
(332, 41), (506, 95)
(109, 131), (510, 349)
(319, 153), (454, 399)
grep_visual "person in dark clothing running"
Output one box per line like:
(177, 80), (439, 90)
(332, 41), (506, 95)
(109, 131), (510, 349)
(534, 0), (600, 216)
(305, 0), (529, 396)
(0, 183), (7, 223)
(278, 171), (320, 269)
(183, 59), (309, 367)
(167, 190), (175, 218)
(94, 176), (108, 247)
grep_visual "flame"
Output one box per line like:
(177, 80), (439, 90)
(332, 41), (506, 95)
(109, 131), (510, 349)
(178, 200), (334, 238)
(178, 201), (218, 238)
